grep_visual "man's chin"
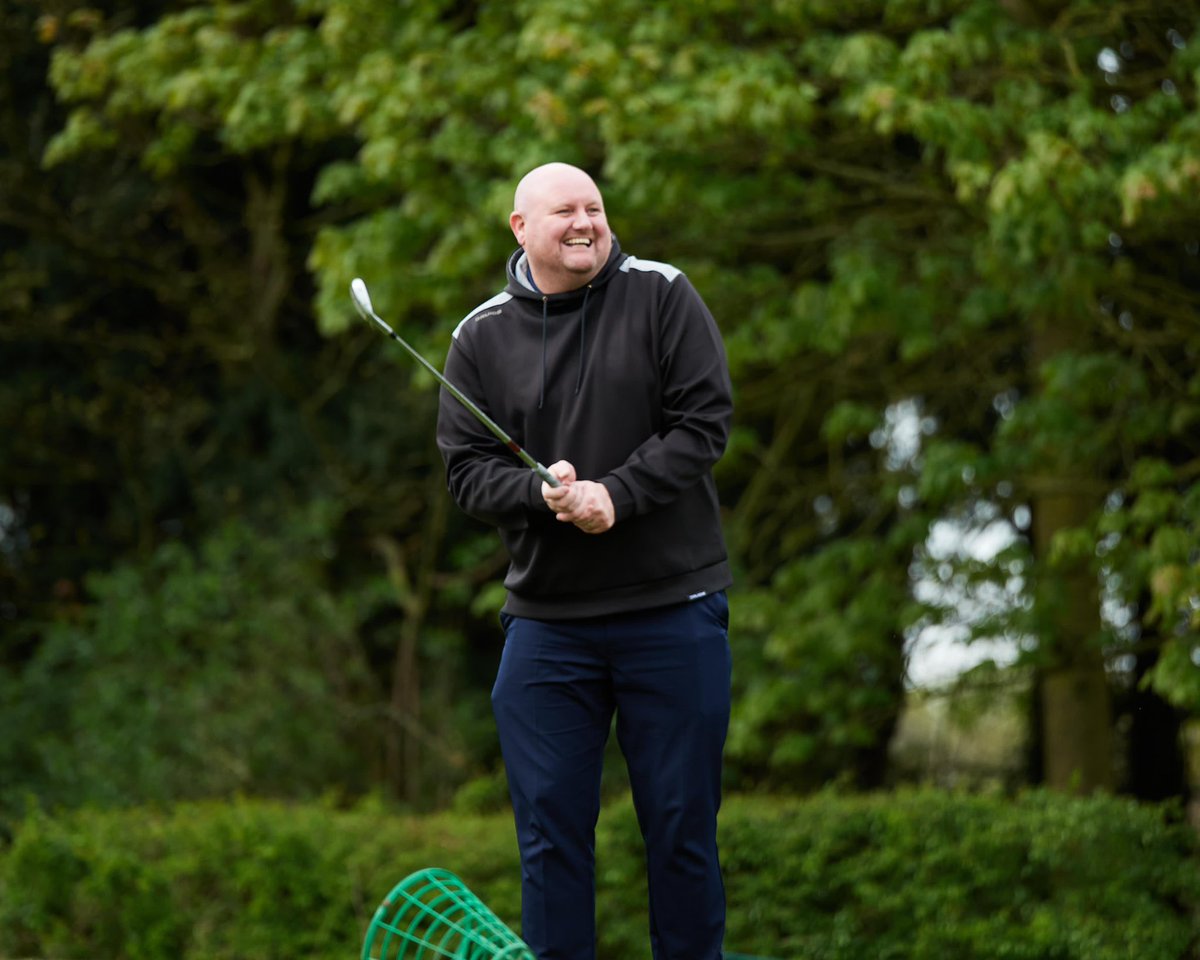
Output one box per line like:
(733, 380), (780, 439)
(563, 246), (608, 273)
(562, 257), (599, 276)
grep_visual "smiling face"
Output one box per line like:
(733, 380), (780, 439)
(510, 163), (612, 294)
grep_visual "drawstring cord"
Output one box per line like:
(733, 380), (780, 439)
(537, 285), (592, 409)
(538, 296), (549, 410)
(575, 285), (591, 395)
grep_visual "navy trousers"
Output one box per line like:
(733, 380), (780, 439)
(492, 592), (731, 960)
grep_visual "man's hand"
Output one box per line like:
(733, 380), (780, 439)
(541, 460), (615, 534)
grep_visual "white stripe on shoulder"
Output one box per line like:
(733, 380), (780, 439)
(619, 256), (682, 283)
(452, 292), (513, 339)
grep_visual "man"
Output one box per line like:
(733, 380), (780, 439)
(436, 162), (733, 960)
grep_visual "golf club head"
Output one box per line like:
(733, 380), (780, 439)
(350, 278), (393, 335)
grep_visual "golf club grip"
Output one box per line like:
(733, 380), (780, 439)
(532, 462), (562, 489)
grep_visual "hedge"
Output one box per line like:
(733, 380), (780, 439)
(1, 789), (1196, 959)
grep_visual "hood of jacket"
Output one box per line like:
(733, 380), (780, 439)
(502, 235), (627, 407)
(504, 234), (626, 302)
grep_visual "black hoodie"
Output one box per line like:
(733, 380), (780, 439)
(436, 237), (733, 619)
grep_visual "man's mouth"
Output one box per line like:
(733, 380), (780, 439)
(564, 238), (592, 247)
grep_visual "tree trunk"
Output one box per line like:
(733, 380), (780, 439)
(1027, 314), (1113, 794)
(374, 467), (450, 805)
(1031, 487), (1113, 793)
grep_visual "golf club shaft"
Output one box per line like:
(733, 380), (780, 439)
(350, 279), (561, 488)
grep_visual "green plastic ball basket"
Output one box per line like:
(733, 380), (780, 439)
(361, 867), (534, 960)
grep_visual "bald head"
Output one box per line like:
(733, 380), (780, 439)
(513, 163), (600, 216)
(510, 163), (612, 294)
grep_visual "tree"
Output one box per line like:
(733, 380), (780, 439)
(5, 0), (1197, 808)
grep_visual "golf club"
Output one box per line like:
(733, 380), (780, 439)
(350, 278), (561, 488)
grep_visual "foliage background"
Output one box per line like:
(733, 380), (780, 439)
(2, 790), (1197, 960)
(2, 0), (1200, 953)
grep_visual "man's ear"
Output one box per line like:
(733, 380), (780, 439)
(509, 211), (525, 245)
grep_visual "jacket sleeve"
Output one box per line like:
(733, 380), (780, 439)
(600, 275), (733, 521)
(435, 329), (545, 530)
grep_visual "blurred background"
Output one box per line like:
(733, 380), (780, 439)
(2, 0), (1199, 836)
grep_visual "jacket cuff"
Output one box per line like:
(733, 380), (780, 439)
(600, 476), (635, 523)
(527, 472), (545, 511)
